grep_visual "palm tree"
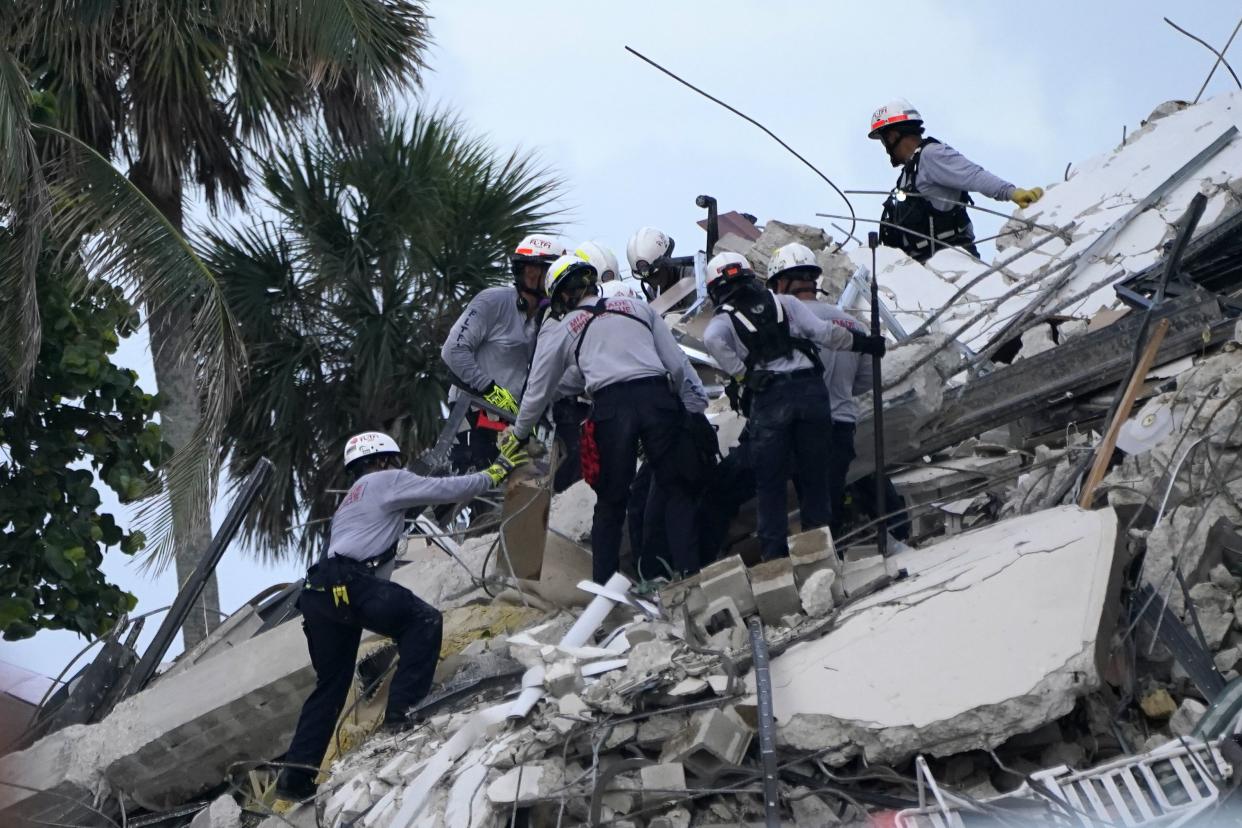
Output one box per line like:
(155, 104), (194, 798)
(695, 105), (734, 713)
(7, 0), (431, 646)
(207, 113), (563, 560)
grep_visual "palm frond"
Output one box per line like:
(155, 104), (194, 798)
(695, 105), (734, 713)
(213, 110), (562, 560)
(0, 46), (48, 401)
(36, 124), (247, 571)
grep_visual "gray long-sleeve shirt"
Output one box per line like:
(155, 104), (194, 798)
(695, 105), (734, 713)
(703, 291), (855, 378)
(912, 141), (1015, 212)
(802, 301), (872, 423)
(441, 286), (537, 401)
(327, 468), (490, 563)
(514, 294), (688, 439)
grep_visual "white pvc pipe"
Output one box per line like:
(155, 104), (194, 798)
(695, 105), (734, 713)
(389, 572), (632, 827)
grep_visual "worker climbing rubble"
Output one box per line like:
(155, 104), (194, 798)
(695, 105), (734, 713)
(703, 251), (886, 560)
(869, 98), (1044, 261)
(440, 234), (566, 471)
(273, 431), (528, 803)
(503, 252), (707, 584)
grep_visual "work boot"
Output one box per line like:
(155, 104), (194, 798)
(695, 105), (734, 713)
(274, 767), (317, 803)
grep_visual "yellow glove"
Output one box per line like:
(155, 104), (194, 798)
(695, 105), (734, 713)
(483, 384), (520, 415)
(1011, 187), (1044, 209)
(483, 438), (529, 486)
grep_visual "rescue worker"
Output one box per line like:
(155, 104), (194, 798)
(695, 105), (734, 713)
(766, 243), (871, 528)
(868, 99), (1044, 262)
(548, 241), (620, 492)
(275, 431), (528, 802)
(702, 251), (886, 560)
(441, 234), (565, 470)
(626, 226), (693, 306)
(504, 253), (704, 583)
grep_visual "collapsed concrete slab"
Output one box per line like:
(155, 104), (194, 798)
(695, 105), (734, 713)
(0, 552), (537, 822)
(753, 506), (1124, 766)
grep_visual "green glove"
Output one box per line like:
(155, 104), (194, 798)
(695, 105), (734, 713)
(483, 383), (520, 415)
(1011, 187), (1044, 209)
(483, 438), (530, 486)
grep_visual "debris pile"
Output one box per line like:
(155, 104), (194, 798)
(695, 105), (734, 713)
(7, 91), (1242, 827)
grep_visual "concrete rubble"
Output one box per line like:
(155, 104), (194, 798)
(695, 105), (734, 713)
(8, 92), (1242, 826)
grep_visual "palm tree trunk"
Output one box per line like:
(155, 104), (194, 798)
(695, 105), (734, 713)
(129, 159), (221, 651)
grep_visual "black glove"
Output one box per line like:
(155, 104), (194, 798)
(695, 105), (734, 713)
(850, 330), (887, 358)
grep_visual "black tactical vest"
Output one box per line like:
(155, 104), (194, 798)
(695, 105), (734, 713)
(715, 284), (822, 377)
(880, 137), (977, 262)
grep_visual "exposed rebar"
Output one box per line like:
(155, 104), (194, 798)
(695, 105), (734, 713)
(1165, 17), (1242, 94)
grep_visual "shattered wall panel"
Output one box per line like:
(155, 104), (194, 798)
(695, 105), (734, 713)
(755, 506), (1124, 766)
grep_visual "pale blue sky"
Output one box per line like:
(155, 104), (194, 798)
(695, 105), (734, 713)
(3, 1), (1239, 678)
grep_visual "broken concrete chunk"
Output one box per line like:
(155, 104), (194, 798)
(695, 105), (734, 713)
(699, 555), (756, 618)
(788, 526), (838, 586)
(659, 707), (754, 778)
(1140, 688), (1178, 719)
(757, 507), (1123, 767)
(189, 795), (241, 828)
(625, 639), (678, 680)
(1210, 563), (1242, 594)
(1193, 605), (1234, 650)
(1215, 648), (1241, 674)
(1169, 698), (1207, 737)
(557, 693), (589, 718)
(640, 762), (687, 804)
(543, 660), (583, 697)
(1188, 581), (1232, 614)
(749, 558), (801, 626)
(789, 786), (842, 825)
(799, 569), (837, 618)
(485, 761), (566, 806)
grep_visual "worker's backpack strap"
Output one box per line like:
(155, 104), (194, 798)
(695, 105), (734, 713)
(571, 298), (652, 368)
(718, 288), (822, 378)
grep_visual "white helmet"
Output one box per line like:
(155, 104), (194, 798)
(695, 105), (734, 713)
(511, 233), (566, 271)
(705, 251), (751, 288)
(767, 243), (822, 282)
(599, 279), (645, 300)
(868, 98), (923, 139)
(626, 227), (674, 277)
(544, 253), (598, 299)
(343, 431), (400, 468)
(574, 241), (620, 283)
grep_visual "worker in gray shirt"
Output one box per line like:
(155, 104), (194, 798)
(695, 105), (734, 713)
(767, 244), (872, 529)
(868, 98), (1044, 261)
(505, 253), (701, 583)
(703, 251), (885, 561)
(441, 233), (565, 470)
(276, 431), (527, 803)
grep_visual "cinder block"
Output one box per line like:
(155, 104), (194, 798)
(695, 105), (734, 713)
(788, 526), (839, 588)
(699, 555), (755, 617)
(749, 558), (801, 627)
(659, 706), (753, 778)
(693, 597), (747, 651)
(639, 762), (687, 804)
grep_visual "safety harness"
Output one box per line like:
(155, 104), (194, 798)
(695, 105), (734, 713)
(717, 285), (823, 380)
(880, 137), (976, 261)
(571, 298), (651, 367)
